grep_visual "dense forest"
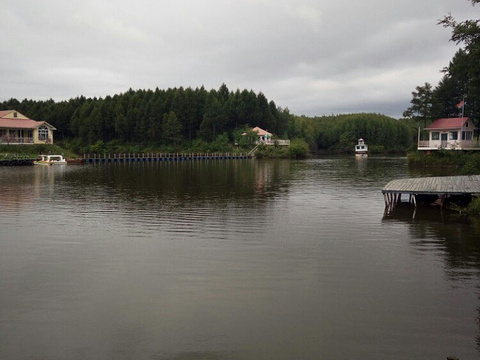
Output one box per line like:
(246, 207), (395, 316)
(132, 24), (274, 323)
(0, 84), (292, 153)
(0, 84), (412, 155)
(292, 113), (413, 153)
(403, 0), (480, 128)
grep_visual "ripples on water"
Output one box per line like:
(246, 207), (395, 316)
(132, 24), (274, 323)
(1, 158), (480, 360)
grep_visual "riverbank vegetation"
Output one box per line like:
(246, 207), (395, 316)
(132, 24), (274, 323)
(291, 113), (413, 154)
(408, 151), (480, 175)
(1, 85), (414, 158)
(1, 85), (292, 154)
(467, 196), (480, 215)
(0, 144), (76, 159)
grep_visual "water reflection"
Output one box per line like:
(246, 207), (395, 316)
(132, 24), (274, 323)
(384, 206), (480, 281)
(1, 158), (480, 359)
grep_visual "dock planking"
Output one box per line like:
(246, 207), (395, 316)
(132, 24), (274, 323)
(382, 175), (480, 214)
(382, 175), (480, 195)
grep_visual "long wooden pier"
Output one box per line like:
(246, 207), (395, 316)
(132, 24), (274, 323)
(82, 152), (251, 164)
(382, 175), (480, 214)
(0, 157), (35, 166)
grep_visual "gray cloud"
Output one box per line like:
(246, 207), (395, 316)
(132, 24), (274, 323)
(1, 0), (475, 117)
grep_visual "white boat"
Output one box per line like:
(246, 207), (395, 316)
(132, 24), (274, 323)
(34, 154), (67, 166)
(355, 138), (368, 157)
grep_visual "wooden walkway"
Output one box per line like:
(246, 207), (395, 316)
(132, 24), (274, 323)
(382, 175), (480, 213)
(0, 158), (35, 166)
(82, 153), (251, 164)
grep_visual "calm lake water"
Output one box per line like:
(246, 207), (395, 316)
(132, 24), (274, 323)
(1, 157), (480, 360)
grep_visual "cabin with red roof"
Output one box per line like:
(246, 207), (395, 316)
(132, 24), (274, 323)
(242, 126), (290, 146)
(417, 117), (479, 151)
(0, 110), (56, 145)
(252, 126), (274, 144)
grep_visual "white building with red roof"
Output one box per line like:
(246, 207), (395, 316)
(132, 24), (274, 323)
(252, 126), (274, 144)
(418, 117), (479, 150)
(0, 110), (56, 145)
(242, 126), (290, 146)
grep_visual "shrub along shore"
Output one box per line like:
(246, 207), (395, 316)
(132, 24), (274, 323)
(408, 150), (480, 215)
(407, 150), (480, 175)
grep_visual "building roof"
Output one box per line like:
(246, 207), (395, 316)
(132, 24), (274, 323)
(252, 126), (272, 136)
(0, 110), (56, 130)
(426, 117), (471, 130)
(0, 118), (50, 129)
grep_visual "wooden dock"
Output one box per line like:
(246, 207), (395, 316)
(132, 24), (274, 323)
(0, 158), (35, 166)
(82, 153), (251, 164)
(382, 175), (480, 213)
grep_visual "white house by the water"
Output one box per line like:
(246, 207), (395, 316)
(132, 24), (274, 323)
(244, 127), (290, 146)
(417, 117), (480, 151)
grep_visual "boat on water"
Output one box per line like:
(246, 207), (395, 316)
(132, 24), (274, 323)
(355, 138), (368, 158)
(34, 154), (67, 166)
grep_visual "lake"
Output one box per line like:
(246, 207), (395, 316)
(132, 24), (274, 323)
(1, 157), (479, 360)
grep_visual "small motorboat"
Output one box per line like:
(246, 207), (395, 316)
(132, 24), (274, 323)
(34, 154), (67, 166)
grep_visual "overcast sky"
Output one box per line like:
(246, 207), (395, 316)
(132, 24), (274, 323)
(1, 0), (476, 118)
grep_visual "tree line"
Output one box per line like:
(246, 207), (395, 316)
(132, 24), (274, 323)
(291, 113), (413, 153)
(403, 0), (480, 127)
(1, 84), (412, 154)
(0, 84), (292, 152)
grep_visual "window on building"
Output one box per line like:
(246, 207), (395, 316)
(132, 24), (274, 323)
(431, 132), (439, 140)
(38, 125), (49, 141)
(449, 131), (458, 140)
(462, 131), (473, 141)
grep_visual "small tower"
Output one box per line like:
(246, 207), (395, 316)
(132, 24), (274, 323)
(355, 138), (368, 157)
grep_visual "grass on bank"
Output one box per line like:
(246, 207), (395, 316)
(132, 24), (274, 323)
(1, 136), (310, 160)
(408, 151), (480, 216)
(467, 197), (480, 215)
(0, 144), (77, 159)
(407, 150), (480, 175)
(255, 139), (309, 159)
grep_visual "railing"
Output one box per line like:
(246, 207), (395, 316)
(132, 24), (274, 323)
(418, 140), (480, 149)
(255, 139), (291, 146)
(248, 144), (260, 156)
(82, 153), (251, 164)
(460, 140), (480, 149)
(0, 137), (34, 144)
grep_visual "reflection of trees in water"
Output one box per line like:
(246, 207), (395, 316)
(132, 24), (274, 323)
(407, 163), (460, 178)
(386, 207), (480, 280)
(55, 160), (294, 229)
(385, 207), (480, 355)
(477, 305), (480, 354)
(412, 220), (480, 280)
(0, 165), (66, 209)
(62, 160), (292, 204)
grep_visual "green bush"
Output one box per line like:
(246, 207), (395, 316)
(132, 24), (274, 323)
(408, 151), (480, 175)
(0, 144), (76, 158)
(288, 138), (309, 158)
(467, 197), (480, 216)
